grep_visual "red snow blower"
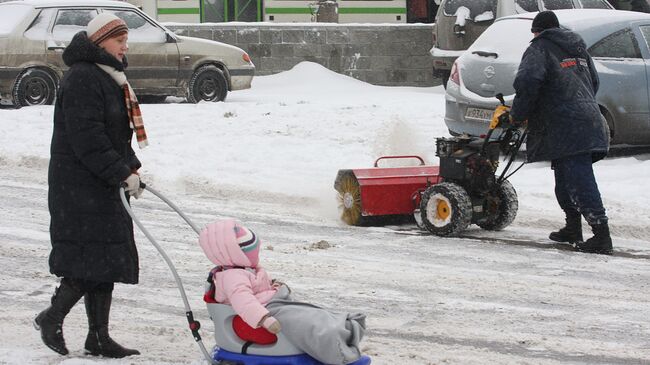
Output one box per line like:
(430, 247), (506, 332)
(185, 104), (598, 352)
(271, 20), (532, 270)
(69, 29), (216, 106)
(334, 94), (526, 236)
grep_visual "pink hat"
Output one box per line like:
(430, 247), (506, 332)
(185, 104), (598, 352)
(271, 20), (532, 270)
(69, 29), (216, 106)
(199, 219), (261, 267)
(234, 225), (260, 266)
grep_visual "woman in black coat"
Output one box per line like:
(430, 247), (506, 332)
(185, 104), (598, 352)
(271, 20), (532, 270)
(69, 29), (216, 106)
(35, 13), (147, 358)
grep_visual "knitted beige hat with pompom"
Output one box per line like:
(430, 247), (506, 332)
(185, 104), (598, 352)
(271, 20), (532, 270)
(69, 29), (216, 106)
(87, 13), (128, 45)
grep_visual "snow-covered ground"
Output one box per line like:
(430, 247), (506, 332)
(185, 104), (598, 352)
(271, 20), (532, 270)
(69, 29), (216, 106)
(0, 62), (649, 365)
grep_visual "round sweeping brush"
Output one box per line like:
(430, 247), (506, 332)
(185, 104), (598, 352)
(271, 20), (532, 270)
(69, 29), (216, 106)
(336, 173), (362, 225)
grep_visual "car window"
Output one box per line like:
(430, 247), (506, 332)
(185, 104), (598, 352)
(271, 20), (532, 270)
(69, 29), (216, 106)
(52, 9), (98, 41)
(0, 4), (33, 36)
(24, 8), (55, 40)
(443, 0), (497, 19)
(589, 28), (641, 58)
(516, 0), (539, 12)
(577, 0), (613, 9)
(638, 25), (650, 52)
(542, 0), (574, 9)
(103, 9), (166, 43)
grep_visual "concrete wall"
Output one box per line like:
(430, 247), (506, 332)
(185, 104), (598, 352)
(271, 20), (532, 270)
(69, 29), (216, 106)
(166, 23), (437, 87)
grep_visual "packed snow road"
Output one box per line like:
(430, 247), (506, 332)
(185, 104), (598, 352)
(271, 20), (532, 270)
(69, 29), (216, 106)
(1, 162), (650, 365)
(1, 63), (649, 364)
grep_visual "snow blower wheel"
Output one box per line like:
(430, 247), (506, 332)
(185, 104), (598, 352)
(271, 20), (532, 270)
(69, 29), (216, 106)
(477, 180), (518, 231)
(336, 172), (364, 225)
(420, 182), (472, 236)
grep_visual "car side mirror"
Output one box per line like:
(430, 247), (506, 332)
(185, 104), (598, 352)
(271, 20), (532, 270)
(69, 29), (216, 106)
(166, 32), (176, 43)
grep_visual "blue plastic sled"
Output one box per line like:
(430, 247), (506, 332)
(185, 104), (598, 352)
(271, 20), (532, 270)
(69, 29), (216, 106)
(214, 348), (372, 365)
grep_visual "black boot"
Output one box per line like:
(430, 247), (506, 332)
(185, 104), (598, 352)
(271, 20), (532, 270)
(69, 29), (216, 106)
(84, 290), (140, 358)
(577, 223), (613, 255)
(549, 211), (583, 244)
(34, 279), (84, 355)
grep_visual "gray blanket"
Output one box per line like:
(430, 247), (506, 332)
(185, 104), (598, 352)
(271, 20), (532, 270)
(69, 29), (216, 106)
(266, 286), (366, 364)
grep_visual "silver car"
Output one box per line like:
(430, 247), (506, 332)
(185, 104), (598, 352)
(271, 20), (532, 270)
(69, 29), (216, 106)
(0, 0), (255, 107)
(445, 9), (650, 145)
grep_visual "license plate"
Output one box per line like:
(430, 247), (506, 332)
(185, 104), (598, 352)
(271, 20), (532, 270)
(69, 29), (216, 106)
(465, 107), (493, 122)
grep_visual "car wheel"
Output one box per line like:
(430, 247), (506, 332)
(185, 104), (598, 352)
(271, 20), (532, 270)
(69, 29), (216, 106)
(476, 180), (518, 231)
(187, 65), (228, 103)
(138, 95), (167, 104)
(419, 182), (472, 236)
(12, 68), (57, 108)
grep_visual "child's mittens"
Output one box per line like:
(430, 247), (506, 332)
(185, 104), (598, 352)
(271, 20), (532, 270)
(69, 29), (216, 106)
(262, 315), (281, 334)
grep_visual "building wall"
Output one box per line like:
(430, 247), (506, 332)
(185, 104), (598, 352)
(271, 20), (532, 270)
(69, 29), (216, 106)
(166, 23), (438, 87)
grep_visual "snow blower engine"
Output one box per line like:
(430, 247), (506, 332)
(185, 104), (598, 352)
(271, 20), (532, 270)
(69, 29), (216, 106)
(334, 93), (527, 236)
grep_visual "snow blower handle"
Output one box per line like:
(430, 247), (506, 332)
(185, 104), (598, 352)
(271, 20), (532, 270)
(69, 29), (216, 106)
(374, 155), (425, 167)
(489, 93), (511, 130)
(481, 93), (512, 155)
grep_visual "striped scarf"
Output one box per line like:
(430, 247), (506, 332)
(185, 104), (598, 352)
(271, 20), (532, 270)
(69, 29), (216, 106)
(96, 64), (149, 149)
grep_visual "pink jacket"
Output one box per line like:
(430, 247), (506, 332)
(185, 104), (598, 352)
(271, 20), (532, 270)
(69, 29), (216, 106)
(199, 219), (278, 328)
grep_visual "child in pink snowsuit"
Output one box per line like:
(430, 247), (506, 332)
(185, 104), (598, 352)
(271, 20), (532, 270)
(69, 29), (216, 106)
(199, 218), (366, 365)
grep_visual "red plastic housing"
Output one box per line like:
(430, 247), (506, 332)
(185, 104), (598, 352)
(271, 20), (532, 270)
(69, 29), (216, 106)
(338, 162), (441, 217)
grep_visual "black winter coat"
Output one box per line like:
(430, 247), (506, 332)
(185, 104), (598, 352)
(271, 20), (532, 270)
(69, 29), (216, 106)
(48, 32), (141, 284)
(510, 28), (609, 163)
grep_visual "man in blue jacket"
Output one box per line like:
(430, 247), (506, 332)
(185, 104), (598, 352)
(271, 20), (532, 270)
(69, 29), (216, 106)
(509, 11), (612, 254)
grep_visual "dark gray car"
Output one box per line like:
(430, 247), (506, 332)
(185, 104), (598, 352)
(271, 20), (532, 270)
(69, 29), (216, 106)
(431, 0), (613, 87)
(445, 9), (650, 145)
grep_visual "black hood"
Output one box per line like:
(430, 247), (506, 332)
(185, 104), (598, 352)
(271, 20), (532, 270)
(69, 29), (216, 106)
(62, 31), (127, 70)
(532, 28), (587, 57)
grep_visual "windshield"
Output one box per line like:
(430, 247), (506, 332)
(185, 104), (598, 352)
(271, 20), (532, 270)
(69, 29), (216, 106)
(516, 0), (539, 12)
(0, 4), (32, 36)
(543, 0), (576, 9)
(468, 18), (533, 61)
(577, 0), (612, 8)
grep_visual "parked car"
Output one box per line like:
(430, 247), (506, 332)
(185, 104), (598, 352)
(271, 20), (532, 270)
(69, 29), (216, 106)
(0, 0), (255, 107)
(608, 0), (650, 12)
(445, 9), (650, 146)
(430, 0), (614, 87)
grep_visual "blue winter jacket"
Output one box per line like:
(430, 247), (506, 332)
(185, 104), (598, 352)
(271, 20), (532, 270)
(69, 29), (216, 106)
(510, 28), (609, 163)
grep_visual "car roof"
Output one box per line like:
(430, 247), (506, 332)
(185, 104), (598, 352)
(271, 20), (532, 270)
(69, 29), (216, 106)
(499, 9), (650, 46)
(1, 0), (137, 9)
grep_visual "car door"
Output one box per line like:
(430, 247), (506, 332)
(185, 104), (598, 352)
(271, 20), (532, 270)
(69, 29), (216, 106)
(634, 22), (650, 142)
(589, 27), (650, 144)
(46, 8), (99, 73)
(101, 8), (180, 95)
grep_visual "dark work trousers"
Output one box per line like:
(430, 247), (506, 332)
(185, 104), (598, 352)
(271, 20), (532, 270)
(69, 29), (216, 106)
(552, 153), (608, 226)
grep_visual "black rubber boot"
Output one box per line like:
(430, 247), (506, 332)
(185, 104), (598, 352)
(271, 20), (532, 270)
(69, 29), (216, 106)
(577, 223), (613, 255)
(549, 211), (583, 244)
(34, 279), (84, 355)
(84, 290), (140, 358)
